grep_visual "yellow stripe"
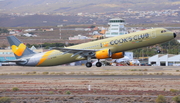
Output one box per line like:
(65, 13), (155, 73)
(36, 50), (55, 66)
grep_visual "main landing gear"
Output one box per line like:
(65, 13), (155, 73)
(85, 58), (102, 68)
(86, 62), (92, 68)
(96, 59), (102, 67)
(96, 62), (102, 67)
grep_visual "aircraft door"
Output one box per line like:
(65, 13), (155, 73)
(151, 30), (156, 38)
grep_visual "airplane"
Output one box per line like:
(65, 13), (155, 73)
(5, 28), (176, 67)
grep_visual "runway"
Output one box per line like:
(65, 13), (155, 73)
(0, 75), (180, 79)
(1, 66), (180, 103)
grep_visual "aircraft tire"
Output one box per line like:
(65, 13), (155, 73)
(96, 62), (102, 67)
(157, 50), (161, 53)
(86, 62), (92, 68)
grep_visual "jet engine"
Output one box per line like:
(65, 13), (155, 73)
(111, 52), (124, 59)
(95, 49), (112, 59)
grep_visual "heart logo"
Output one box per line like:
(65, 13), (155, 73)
(11, 43), (26, 56)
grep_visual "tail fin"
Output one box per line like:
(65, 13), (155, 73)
(7, 36), (35, 59)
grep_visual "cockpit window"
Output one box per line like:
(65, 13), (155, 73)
(161, 30), (167, 33)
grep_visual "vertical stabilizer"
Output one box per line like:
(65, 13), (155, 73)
(7, 36), (35, 59)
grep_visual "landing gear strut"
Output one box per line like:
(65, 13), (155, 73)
(86, 56), (92, 68)
(96, 59), (102, 67)
(156, 46), (161, 53)
(85, 57), (102, 68)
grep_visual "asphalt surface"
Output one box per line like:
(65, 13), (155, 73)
(0, 66), (180, 72)
(0, 75), (180, 79)
(0, 94), (175, 98)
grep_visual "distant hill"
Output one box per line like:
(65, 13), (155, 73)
(0, 0), (180, 13)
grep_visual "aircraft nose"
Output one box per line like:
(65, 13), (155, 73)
(174, 33), (177, 38)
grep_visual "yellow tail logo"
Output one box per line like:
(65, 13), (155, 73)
(11, 43), (26, 56)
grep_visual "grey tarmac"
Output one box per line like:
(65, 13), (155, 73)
(0, 75), (180, 79)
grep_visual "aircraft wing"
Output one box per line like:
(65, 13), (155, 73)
(53, 47), (99, 57)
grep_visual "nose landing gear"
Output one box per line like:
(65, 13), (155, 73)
(157, 50), (161, 53)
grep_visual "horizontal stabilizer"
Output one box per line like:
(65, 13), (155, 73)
(0, 59), (26, 63)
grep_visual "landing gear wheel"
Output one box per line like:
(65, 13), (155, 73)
(96, 62), (102, 67)
(86, 62), (92, 68)
(157, 50), (161, 53)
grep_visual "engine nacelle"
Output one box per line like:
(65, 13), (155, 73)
(95, 49), (112, 59)
(111, 52), (124, 59)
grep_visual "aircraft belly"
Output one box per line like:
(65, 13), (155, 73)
(37, 54), (82, 66)
(26, 53), (45, 66)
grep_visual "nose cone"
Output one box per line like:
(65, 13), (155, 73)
(174, 33), (177, 38)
